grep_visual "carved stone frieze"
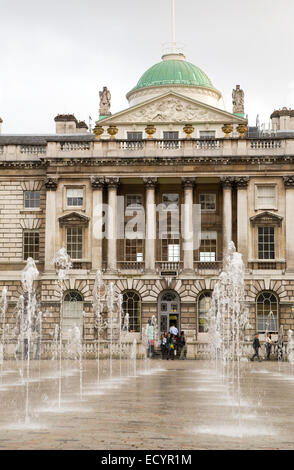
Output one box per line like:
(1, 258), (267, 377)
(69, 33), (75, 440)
(110, 96), (226, 123)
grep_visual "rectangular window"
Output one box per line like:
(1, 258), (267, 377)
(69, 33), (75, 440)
(125, 239), (144, 262)
(23, 230), (39, 260)
(199, 130), (216, 139)
(199, 193), (216, 211)
(199, 232), (217, 262)
(258, 226), (275, 260)
(256, 185), (276, 209)
(163, 131), (179, 140)
(168, 243), (180, 262)
(66, 227), (83, 259)
(127, 132), (143, 140)
(24, 191), (40, 209)
(67, 188), (83, 207)
(161, 239), (180, 262)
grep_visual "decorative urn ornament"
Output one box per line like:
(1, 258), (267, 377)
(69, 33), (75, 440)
(93, 124), (104, 140)
(236, 124), (248, 139)
(145, 124), (156, 139)
(107, 125), (118, 139)
(183, 124), (195, 139)
(222, 124), (234, 138)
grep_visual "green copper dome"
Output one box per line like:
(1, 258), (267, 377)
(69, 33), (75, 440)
(131, 55), (215, 92)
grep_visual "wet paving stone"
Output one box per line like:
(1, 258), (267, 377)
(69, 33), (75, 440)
(0, 359), (294, 449)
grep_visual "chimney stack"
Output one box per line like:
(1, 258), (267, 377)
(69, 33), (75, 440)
(54, 114), (78, 134)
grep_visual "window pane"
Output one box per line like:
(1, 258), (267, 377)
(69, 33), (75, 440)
(66, 227), (83, 259)
(24, 191), (40, 209)
(200, 194), (216, 211)
(122, 292), (141, 333)
(258, 226), (275, 260)
(67, 188), (83, 207)
(256, 186), (276, 209)
(23, 231), (39, 260)
(163, 132), (179, 140)
(127, 132), (143, 140)
(199, 131), (216, 139)
(256, 292), (278, 332)
(198, 292), (212, 332)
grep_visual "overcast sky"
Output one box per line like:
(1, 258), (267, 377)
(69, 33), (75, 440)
(0, 0), (294, 133)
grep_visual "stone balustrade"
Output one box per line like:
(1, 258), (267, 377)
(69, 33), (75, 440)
(0, 137), (293, 161)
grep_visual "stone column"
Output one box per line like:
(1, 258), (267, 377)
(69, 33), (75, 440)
(143, 178), (157, 273)
(91, 177), (105, 271)
(106, 177), (119, 272)
(284, 176), (294, 271)
(236, 177), (249, 266)
(182, 178), (195, 273)
(220, 177), (234, 256)
(44, 178), (58, 271)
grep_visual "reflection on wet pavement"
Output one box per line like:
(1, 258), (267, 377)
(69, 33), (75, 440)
(0, 359), (294, 449)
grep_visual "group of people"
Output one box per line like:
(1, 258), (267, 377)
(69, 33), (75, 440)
(251, 332), (283, 362)
(160, 325), (187, 360)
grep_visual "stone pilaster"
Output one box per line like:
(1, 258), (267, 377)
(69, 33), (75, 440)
(284, 176), (294, 271)
(220, 177), (234, 255)
(44, 177), (58, 271)
(182, 178), (195, 273)
(105, 177), (119, 271)
(143, 178), (157, 273)
(235, 177), (249, 266)
(91, 177), (105, 271)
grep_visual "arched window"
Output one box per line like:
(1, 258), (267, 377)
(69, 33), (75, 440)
(63, 291), (84, 335)
(198, 291), (212, 333)
(256, 292), (278, 332)
(122, 291), (141, 333)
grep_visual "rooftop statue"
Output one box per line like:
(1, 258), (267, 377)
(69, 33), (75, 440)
(232, 85), (244, 115)
(99, 86), (111, 117)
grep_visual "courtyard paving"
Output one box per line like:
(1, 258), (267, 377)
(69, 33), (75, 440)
(0, 359), (293, 450)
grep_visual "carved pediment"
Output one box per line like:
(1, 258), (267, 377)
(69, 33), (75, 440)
(100, 92), (246, 125)
(58, 212), (90, 227)
(250, 211), (283, 226)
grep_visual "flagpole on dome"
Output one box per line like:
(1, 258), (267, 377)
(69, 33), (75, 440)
(162, 0), (185, 59)
(171, 0), (176, 52)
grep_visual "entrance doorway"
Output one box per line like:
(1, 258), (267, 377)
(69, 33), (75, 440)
(158, 291), (180, 335)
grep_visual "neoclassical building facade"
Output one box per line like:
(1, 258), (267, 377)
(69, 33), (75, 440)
(1, 51), (294, 356)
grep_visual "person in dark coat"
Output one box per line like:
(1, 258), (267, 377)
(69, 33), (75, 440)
(250, 333), (262, 362)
